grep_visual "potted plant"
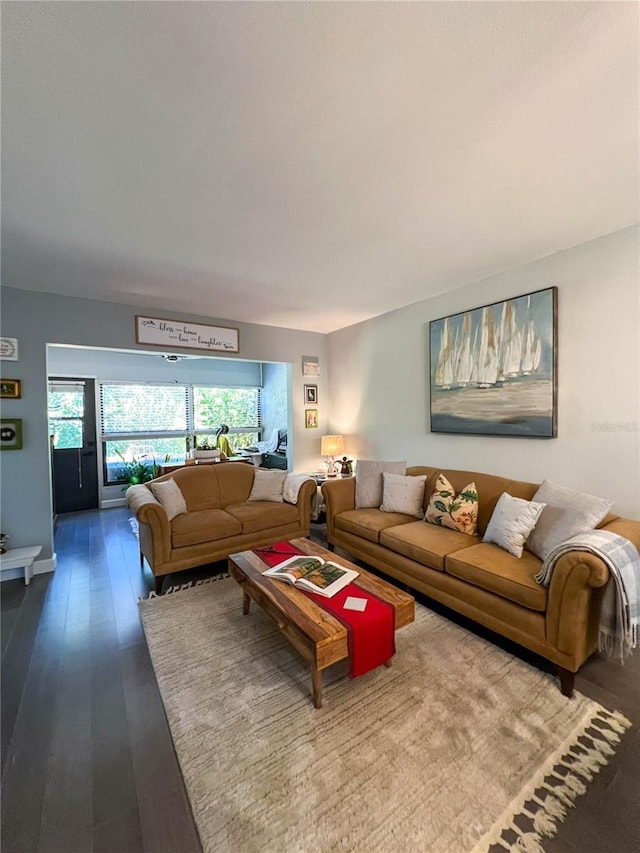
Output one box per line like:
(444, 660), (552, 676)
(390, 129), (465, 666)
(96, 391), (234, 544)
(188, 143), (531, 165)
(192, 439), (221, 461)
(116, 451), (159, 491)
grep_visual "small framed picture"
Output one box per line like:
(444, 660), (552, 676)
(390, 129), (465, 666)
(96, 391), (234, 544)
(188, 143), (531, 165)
(0, 379), (21, 399)
(304, 384), (317, 405)
(305, 409), (318, 429)
(0, 418), (23, 450)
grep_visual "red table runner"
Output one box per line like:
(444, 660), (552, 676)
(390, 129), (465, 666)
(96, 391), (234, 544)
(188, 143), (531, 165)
(254, 542), (395, 677)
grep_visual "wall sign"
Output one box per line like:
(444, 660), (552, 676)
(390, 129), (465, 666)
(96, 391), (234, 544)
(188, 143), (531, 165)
(135, 316), (239, 354)
(0, 338), (19, 361)
(302, 356), (320, 376)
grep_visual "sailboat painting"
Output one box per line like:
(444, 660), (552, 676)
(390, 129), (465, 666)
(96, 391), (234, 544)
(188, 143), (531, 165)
(429, 287), (557, 437)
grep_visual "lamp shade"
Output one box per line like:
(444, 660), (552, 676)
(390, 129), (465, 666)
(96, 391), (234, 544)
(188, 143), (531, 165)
(321, 434), (344, 457)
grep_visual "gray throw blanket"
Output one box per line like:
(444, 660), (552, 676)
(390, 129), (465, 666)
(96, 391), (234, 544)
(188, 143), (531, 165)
(535, 530), (639, 661)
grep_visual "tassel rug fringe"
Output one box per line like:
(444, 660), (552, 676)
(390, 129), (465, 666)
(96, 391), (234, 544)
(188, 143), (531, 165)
(473, 706), (631, 852)
(138, 572), (230, 603)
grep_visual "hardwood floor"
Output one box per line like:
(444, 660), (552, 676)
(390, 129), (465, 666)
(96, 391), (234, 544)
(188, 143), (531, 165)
(2, 508), (638, 852)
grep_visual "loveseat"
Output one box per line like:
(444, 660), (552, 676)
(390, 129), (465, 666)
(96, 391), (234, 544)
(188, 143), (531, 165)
(322, 465), (639, 695)
(127, 462), (316, 593)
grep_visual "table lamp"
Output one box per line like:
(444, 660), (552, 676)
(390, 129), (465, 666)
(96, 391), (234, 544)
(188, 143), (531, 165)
(321, 434), (344, 476)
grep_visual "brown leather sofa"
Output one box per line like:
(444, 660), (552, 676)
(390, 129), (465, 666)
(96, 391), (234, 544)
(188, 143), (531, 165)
(322, 466), (639, 695)
(127, 462), (316, 593)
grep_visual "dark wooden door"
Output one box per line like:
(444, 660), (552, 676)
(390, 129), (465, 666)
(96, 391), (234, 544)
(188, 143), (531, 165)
(49, 378), (99, 514)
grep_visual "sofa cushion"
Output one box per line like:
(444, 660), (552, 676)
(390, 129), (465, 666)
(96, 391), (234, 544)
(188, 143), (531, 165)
(446, 543), (547, 612)
(171, 509), (242, 548)
(380, 521), (476, 571)
(425, 473), (479, 535)
(335, 508), (414, 543)
(380, 472), (427, 518)
(355, 460), (406, 508)
(482, 493), (546, 558)
(149, 478), (187, 521)
(225, 501), (300, 533)
(248, 469), (287, 502)
(526, 480), (615, 561)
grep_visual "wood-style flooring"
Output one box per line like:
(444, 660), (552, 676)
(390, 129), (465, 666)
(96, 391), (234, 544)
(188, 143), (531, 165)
(2, 508), (639, 852)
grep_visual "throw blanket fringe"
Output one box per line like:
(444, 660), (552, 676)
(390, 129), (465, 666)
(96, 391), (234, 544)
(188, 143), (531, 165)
(473, 707), (631, 853)
(534, 530), (639, 662)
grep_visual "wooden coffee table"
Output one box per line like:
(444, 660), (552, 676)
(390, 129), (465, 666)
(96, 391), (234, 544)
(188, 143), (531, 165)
(228, 538), (415, 708)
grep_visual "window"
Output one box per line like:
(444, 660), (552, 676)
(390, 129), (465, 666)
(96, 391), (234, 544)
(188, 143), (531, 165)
(193, 386), (261, 449)
(48, 382), (85, 448)
(100, 382), (261, 484)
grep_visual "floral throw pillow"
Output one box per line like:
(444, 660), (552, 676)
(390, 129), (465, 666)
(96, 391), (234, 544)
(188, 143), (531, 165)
(425, 473), (479, 535)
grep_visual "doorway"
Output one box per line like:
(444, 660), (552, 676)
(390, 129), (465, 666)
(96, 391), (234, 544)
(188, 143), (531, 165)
(48, 378), (99, 513)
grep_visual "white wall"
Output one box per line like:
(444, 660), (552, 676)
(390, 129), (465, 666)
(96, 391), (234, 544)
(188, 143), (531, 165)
(0, 289), (327, 562)
(327, 226), (640, 518)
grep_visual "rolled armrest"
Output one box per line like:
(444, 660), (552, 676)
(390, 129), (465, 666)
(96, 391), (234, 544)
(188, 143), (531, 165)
(293, 479), (317, 527)
(321, 478), (356, 538)
(546, 550), (610, 657)
(600, 517), (640, 551)
(126, 484), (172, 567)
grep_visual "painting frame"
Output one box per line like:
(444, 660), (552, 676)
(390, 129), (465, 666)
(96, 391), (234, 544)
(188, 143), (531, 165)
(304, 384), (318, 405)
(429, 287), (557, 438)
(0, 379), (21, 399)
(135, 315), (239, 354)
(305, 409), (318, 429)
(0, 418), (23, 450)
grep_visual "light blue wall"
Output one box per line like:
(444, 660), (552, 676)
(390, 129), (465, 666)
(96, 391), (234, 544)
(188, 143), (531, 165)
(327, 226), (640, 518)
(0, 288), (327, 562)
(261, 362), (289, 445)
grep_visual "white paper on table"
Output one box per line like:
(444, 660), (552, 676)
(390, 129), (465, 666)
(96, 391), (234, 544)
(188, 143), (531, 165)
(343, 596), (367, 612)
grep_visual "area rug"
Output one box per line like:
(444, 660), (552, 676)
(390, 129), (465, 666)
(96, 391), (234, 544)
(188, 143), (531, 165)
(139, 577), (630, 853)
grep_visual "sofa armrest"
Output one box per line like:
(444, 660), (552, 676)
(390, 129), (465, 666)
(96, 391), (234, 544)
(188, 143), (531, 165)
(291, 479), (317, 527)
(321, 478), (356, 538)
(126, 484), (172, 568)
(545, 550), (610, 659)
(600, 517), (640, 551)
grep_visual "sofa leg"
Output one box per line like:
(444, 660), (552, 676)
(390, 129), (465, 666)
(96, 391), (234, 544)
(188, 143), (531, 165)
(327, 542), (335, 552)
(557, 667), (575, 698)
(154, 576), (164, 595)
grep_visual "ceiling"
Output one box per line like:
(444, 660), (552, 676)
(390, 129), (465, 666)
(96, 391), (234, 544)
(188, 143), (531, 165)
(2, 2), (638, 334)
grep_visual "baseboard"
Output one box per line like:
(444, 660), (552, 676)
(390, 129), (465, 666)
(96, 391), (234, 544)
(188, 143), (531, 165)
(101, 498), (128, 509)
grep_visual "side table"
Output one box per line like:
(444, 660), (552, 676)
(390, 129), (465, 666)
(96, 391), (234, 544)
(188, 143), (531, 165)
(0, 545), (43, 586)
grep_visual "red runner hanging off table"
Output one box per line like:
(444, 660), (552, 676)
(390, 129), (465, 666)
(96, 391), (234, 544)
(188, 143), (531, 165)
(255, 542), (395, 677)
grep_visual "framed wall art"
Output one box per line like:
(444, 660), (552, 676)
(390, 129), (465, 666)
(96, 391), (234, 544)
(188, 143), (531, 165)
(0, 337), (18, 361)
(305, 409), (318, 429)
(304, 384), (318, 404)
(136, 316), (239, 353)
(302, 356), (320, 377)
(429, 287), (557, 438)
(0, 418), (23, 450)
(0, 379), (21, 399)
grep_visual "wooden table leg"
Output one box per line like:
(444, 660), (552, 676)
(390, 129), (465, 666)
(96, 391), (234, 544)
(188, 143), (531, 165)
(311, 667), (323, 708)
(242, 590), (251, 615)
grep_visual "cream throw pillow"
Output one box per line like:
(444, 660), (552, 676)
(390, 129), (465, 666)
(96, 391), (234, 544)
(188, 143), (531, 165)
(425, 473), (479, 535)
(525, 480), (614, 561)
(483, 493), (546, 558)
(149, 478), (187, 521)
(380, 472), (427, 518)
(355, 460), (407, 508)
(248, 469), (287, 502)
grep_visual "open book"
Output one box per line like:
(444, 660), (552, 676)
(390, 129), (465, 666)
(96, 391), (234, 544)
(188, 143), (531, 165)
(263, 554), (358, 598)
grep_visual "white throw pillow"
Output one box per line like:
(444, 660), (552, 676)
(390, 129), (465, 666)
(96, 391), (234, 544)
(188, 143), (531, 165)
(483, 493), (546, 558)
(380, 473), (427, 518)
(149, 478), (187, 521)
(525, 480), (614, 561)
(248, 469), (287, 502)
(355, 460), (407, 508)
